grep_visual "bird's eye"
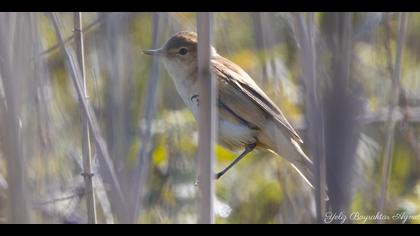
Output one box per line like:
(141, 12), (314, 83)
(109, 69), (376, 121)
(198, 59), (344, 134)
(178, 48), (188, 55)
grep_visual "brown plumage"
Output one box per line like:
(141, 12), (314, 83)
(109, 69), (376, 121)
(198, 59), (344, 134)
(144, 31), (315, 189)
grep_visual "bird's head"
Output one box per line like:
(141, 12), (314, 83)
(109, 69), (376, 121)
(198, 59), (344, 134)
(143, 31), (216, 80)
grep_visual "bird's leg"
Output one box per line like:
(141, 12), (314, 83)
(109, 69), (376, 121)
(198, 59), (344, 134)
(215, 143), (256, 179)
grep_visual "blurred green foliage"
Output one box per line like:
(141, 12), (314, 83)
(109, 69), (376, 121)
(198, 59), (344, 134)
(0, 12), (419, 224)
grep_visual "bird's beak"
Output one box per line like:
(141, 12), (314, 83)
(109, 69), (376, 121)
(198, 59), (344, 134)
(143, 48), (164, 56)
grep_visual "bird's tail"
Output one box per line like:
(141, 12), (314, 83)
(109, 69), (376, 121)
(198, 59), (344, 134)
(258, 122), (328, 200)
(275, 137), (316, 191)
(278, 139), (329, 201)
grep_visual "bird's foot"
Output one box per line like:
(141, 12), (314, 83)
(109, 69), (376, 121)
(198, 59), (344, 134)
(214, 171), (223, 180)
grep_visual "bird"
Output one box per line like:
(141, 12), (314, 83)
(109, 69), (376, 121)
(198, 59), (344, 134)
(143, 31), (315, 189)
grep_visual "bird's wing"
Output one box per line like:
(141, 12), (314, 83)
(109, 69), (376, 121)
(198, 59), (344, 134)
(212, 56), (303, 144)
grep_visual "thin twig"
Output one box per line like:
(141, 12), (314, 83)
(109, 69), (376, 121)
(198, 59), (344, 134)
(378, 12), (408, 221)
(34, 185), (108, 207)
(41, 16), (103, 57)
(48, 12), (126, 215)
(383, 13), (394, 77)
(382, 13), (419, 165)
(73, 12), (97, 224)
(35, 193), (84, 207)
(71, 152), (114, 224)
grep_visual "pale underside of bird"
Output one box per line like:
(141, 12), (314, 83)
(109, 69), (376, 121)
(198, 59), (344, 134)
(144, 31), (316, 190)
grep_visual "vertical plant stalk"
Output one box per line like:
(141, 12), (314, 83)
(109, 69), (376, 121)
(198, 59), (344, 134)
(378, 12), (408, 219)
(48, 12), (126, 216)
(252, 12), (269, 86)
(74, 12), (97, 224)
(197, 12), (215, 224)
(319, 12), (360, 218)
(131, 12), (162, 224)
(101, 13), (132, 199)
(306, 13), (327, 221)
(292, 12), (326, 223)
(0, 12), (31, 224)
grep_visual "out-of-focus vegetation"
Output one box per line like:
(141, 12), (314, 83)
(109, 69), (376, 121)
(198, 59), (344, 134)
(0, 12), (420, 224)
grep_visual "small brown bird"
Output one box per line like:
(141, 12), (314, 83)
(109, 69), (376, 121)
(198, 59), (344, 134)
(144, 31), (314, 188)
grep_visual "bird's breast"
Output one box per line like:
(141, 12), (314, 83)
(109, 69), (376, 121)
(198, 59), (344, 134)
(171, 76), (200, 117)
(166, 64), (258, 150)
